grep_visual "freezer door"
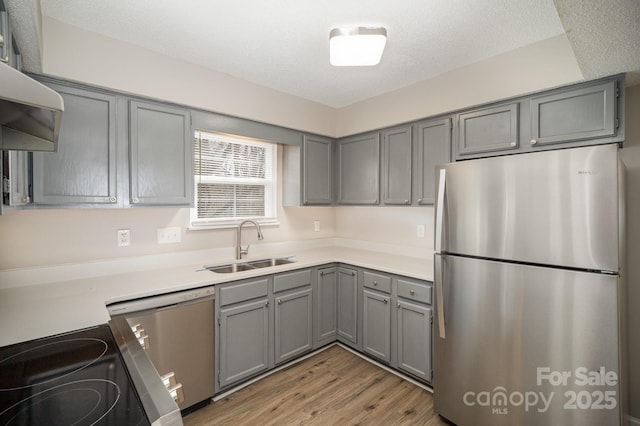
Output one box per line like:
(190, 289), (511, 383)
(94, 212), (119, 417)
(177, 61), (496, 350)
(436, 144), (621, 272)
(433, 255), (622, 426)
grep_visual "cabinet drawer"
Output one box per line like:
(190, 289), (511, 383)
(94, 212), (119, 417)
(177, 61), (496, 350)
(218, 278), (269, 306)
(363, 271), (391, 294)
(397, 279), (432, 305)
(273, 269), (311, 293)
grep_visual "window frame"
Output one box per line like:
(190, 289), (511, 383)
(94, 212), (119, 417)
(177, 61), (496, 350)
(189, 130), (279, 230)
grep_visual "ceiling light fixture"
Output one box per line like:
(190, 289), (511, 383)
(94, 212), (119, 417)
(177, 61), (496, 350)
(329, 27), (387, 67)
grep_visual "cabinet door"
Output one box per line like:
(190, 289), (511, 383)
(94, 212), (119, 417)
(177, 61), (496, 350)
(0, 7), (9, 63)
(303, 135), (332, 205)
(415, 118), (451, 205)
(530, 80), (617, 147)
(2, 151), (30, 206)
(338, 133), (379, 204)
(218, 298), (270, 388)
(316, 267), (338, 346)
(362, 289), (391, 363)
(456, 103), (519, 158)
(274, 287), (313, 364)
(129, 100), (192, 206)
(381, 125), (412, 205)
(32, 85), (117, 205)
(396, 299), (432, 382)
(337, 267), (358, 344)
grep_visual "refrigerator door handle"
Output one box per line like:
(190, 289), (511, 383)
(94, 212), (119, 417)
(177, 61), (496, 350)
(435, 168), (446, 254)
(435, 253), (446, 339)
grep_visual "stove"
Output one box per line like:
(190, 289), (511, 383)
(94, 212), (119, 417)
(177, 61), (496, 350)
(0, 325), (150, 426)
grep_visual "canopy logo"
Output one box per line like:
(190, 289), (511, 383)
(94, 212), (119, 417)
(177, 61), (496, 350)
(463, 387), (553, 414)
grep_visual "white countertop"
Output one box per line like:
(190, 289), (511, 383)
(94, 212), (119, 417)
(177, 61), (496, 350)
(0, 242), (433, 348)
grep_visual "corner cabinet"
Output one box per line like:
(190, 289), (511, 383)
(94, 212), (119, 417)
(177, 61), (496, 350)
(315, 266), (338, 347)
(129, 101), (193, 206)
(337, 266), (358, 346)
(283, 135), (333, 206)
(32, 84), (118, 205)
(414, 118), (451, 205)
(337, 132), (380, 205)
(381, 125), (412, 205)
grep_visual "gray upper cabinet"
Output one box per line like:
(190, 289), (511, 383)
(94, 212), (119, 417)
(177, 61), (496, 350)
(283, 135), (333, 206)
(0, 3), (9, 64)
(337, 266), (358, 345)
(456, 102), (519, 158)
(129, 100), (192, 206)
(414, 118), (451, 205)
(381, 125), (412, 205)
(338, 132), (380, 205)
(530, 80), (617, 147)
(303, 135), (332, 205)
(33, 84), (118, 205)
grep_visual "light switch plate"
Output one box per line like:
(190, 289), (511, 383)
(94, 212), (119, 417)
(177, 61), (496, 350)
(314, 220), (321, 232)
(157, 227), (182, 244)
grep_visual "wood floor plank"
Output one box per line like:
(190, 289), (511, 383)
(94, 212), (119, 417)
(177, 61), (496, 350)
(183, 345), (452, 425)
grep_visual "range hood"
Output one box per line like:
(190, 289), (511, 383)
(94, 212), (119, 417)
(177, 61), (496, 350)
(0, 62), (64, 152)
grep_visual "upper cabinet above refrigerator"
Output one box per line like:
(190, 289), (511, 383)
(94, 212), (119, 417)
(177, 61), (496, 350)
(454, 75), (624, 160)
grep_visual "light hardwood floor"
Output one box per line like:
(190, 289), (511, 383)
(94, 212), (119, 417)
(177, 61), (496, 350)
(183, 345), (452, 425)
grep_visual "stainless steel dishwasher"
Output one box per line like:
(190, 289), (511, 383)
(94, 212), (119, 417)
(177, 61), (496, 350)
(108, 286), (215, 412)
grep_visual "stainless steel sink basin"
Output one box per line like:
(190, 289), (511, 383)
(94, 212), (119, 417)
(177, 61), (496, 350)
(204, 257), (295, 274)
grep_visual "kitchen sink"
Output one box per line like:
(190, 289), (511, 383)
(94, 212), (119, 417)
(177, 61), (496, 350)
(204, 257), (295, 274)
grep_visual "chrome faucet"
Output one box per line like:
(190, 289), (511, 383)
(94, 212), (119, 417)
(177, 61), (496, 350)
(236, 220), (264, 259)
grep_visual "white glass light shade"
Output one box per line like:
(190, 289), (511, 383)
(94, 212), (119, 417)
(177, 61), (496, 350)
(329, 27), (387, 66)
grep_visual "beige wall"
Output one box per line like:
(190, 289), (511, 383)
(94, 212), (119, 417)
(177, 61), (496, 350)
(42, 17), (336, 138)
(620, 84), (640, 419)
(336, 35), (583, 137)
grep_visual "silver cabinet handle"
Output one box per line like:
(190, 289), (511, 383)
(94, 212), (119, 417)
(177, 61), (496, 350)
(530, 139), (538, 145)
(435, 254), (446, 339)
(351, 271), (356, 276)
(409, 289), (415, 296)
(396, 302), (401, 308)
(435, 169), (446, 254)
(277, 299), (282, 305)
(373, 281), (378, 286)
(417, 198), (423, 203)
(132, 197), (139, 204)
(404, 199), (410, 204)
(320, 271), (324, 276)
(383, 298), (388, 304)
(510, 142), (517, 147)
(265, 301), (269, 307)
(109, 197), (117, 202)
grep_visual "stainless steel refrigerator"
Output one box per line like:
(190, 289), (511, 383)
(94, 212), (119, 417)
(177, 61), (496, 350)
(433, 143), (627, 425)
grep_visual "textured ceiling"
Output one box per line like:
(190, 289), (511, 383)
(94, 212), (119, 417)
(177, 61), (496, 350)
(38, 0), (566, 108)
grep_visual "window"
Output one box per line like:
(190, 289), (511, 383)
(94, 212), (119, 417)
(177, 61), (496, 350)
(190, 131), (277, 228)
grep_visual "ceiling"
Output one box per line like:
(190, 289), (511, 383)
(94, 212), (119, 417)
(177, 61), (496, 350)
(13, 0), (640, 108)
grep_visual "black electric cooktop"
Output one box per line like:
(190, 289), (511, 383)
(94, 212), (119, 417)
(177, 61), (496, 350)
(0, 324), (150, 426)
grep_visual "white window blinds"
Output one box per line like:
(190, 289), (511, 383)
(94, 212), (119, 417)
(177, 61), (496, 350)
(191, 131), (277, 227)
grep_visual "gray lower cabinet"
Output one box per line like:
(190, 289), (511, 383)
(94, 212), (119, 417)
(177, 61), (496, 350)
(216, 277), (271, 390)
(274, 287), (313, 364)
(396, 299), (432, 382)
(381, 125), (412, 205)
(337, 266), (358, 345)
(414, 118), (451, 205)
(32, 84), (118, 205)
(129, 100), (192, 206)
(273, 268), (313, 364)
(337, 132), (380, 205)
(362, 289), (391, 363)
(315, 266), (338, 347)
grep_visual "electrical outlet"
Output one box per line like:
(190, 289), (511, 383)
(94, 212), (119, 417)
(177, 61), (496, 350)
(157, 227), (182, 244)
(117, 229), (131, 247)
(416, 225), (425, 238)
(314, 220), (321, 232)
